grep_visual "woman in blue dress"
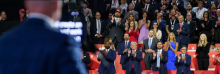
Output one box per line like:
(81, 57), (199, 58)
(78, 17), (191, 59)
(164, 32), (179, 70)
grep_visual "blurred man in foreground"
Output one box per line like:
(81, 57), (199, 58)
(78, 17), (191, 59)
(0, 0), (87, 74)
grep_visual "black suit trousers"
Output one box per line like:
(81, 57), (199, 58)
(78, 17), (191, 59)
(197, 58), (209, 70)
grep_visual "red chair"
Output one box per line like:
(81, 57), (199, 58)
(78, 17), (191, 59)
(168, 70), (177, 74)
(188, 44), (197, 51)
(141, 71), (159, 74)
(115, 70), (126, 74)
(89, 70), (99, 74)
(202, 71), (214, 74)
(194, 70), (203, 74)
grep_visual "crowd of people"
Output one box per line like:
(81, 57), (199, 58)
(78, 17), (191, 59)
(1, 0), (220, 74)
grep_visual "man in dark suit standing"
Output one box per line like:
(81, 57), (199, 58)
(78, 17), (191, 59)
(82, 49), (91, 71)
(185, 13), (197, 43)
(173, 15), (190, 51)
(142, 30), (159, 70)
(159, 4), (169, 20)
(130, 0), (141, 14)
(205, 0), (218, 9)
(151, 41), (168, 74)
(175, 46), (191, 74)
(142, 0), (155, 20)
(125, 42), (143, 74)
(0, 0), (87, 74)
(98, 42), (116, 74)
(166, 9), (179, 34)
(93, 0), (106, 20)
(107, 9), (125, 50)
(183, 3), (196, 21)
(167, 0), (184, 11)
(106, 0), (121, 14)
(214, 9), (220, 43)
(118, 33), (131, 70)
(90, 12), (106, 44)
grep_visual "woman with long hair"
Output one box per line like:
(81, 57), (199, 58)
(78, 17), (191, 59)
(199, 11), (212, 42)
(126, 21), (139, 49)
(152, 22), (162, 41)
(138, 11), (150, 44)
(196, 34), (210, 70)
(103, 36), (115, 50)
(125, 14), (138, 30)
(164, 32), (178, 70)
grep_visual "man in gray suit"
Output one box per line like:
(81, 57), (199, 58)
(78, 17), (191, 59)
(83, 2), (93, 37)
(142, 30), (159, 70)
(107, 9), (125, 51)
(123, 3), (139, 21)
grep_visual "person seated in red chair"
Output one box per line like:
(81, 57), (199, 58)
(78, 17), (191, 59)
(98, 42), (116, 74)
(125, 42), (143, 74)
(213, 46), (220, 74)
(175, 45), (191, 74)
(151, 41), (168, 74)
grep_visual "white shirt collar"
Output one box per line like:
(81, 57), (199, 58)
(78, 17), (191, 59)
(180, 22), (184, 25)
(132, 1), (136, 3)
(182, 54), (185, 56)
(28, 13), (54, 27)
(158, 49), (162, 52)
(125, 40), (129, 43)
(132, 49), (136, 52)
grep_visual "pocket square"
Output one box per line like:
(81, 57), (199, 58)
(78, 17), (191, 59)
(84, 56), (86, 57)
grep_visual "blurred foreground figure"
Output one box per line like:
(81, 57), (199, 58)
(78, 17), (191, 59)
(0, 0), (87, 74)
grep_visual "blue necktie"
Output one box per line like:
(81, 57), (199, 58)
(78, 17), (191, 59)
(157, 51), (160, 67)
(115, 19), (118, 27)
(148, 39), (151, 49)
(98, 20), (101, 33)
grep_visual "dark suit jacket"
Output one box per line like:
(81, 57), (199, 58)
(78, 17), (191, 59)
(82, 52), (91, 70)
(118, 41), (131, 64)
(107, 0), (121, 8)
(0, 18), (87, 74)
(183, 10), (197, 21)
(90, 20), (107, 44)
(186, 20), (197, 43)
(196, 43), (210, 59)
(93, 0), (106, 14)
(141, 4), (155, 20)
(107, 19), (125, 43)
(98, 49), (116, 74)
(173, 22), (190, 45)
(174, 54), (191, 74)
(214, 26), (220, 43)
(205, 0), (218, 9)
(167, 0), (184, 13)
(125, 50), (143, 74)
(142, 38), (159, 63)
(151, 50), (168, 74)
(199, 19), (213, 38)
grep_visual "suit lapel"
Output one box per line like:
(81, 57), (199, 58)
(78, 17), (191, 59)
(146, 39), (149, 48)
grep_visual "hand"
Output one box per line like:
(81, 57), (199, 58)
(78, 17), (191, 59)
(201, 17), (204, 19)
(202, 23), (205, 28)
(177, 29), (180, 33)
(132, 51), (136, 56)
(106, 4), (110, 7)
(153, 52), (157, 58)
(199, 42), (203, 47)
(182, 56), (186, 61)
(123, 49), (128, 53)
(81, 55), (84, 59)
(118, 18), (121, 23)
(178, 55), (181, 61)
(128, 49), (131, 54)
(111, 15), (115, 21)
(134, 28), (137, 32)
(102, 50), (106, 55)
(215, 57), (218, 61)
(179, 29), (182, 32)
(155, 10), (159, 13)
(85, 10), (89, 15)
(159, 53), (163, 59)
(148, 49), (153, 53)
(142, 8), (146, 12)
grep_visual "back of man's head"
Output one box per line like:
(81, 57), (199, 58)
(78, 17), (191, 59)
(25, 0), (63, 21)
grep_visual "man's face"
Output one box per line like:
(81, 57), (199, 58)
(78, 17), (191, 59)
(83, 4), (87, 8)
(105, 42), (110, 47)
(157, 13), (162, 19)
(145, 0), (150, 3)
(186, 13), (192, 20)
(178, 16), (184, 23)
(19, 12), (25, 17)
(157, 42), (163, 49)
(124, 34), (130, 40)
(129, 4), (134, 11)
(95, 12), (101, 19)
(115, 12), (121, 17)
(198, 2), (203, 8)
(149, 31), (154, 37)
(181, 47), (187, 54)
(161, 5), (166, 11)
(170, 10), (176, 15)
(131, 43), (137, 50)
(186, 4), (192, 10)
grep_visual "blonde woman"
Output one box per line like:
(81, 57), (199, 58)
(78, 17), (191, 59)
(196, 34), (210, 70)
(125, 14), (138, 30)
(164, 32), (178, 70)
(103, 36), (115, 50)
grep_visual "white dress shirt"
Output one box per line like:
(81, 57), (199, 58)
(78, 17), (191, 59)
(144, 4), (149, 11)
(192, 7), (208, 19)
(28, 13), (54, 27)
(132, 1), (136, 7)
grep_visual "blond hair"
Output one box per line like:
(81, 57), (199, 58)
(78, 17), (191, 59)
(167, 32), (176, 43)
(198, 34), (208, 47)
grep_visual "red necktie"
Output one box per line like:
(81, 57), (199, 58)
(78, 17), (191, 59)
(106, 50), (108, 55)
(180, 23), (182, 29)
(132, 54), (134, 68)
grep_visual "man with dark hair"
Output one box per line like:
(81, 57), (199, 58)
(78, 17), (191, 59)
(142, 30), (159, 70)
(118, 33), (131, 70)
(166, 9), (179, 34)
(141, 0), (155, 20)
(175, 45), (191, 74)
(151, 41), (168, 74)
(183, 3), (196, 21)
(185, 12), (197, 43)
